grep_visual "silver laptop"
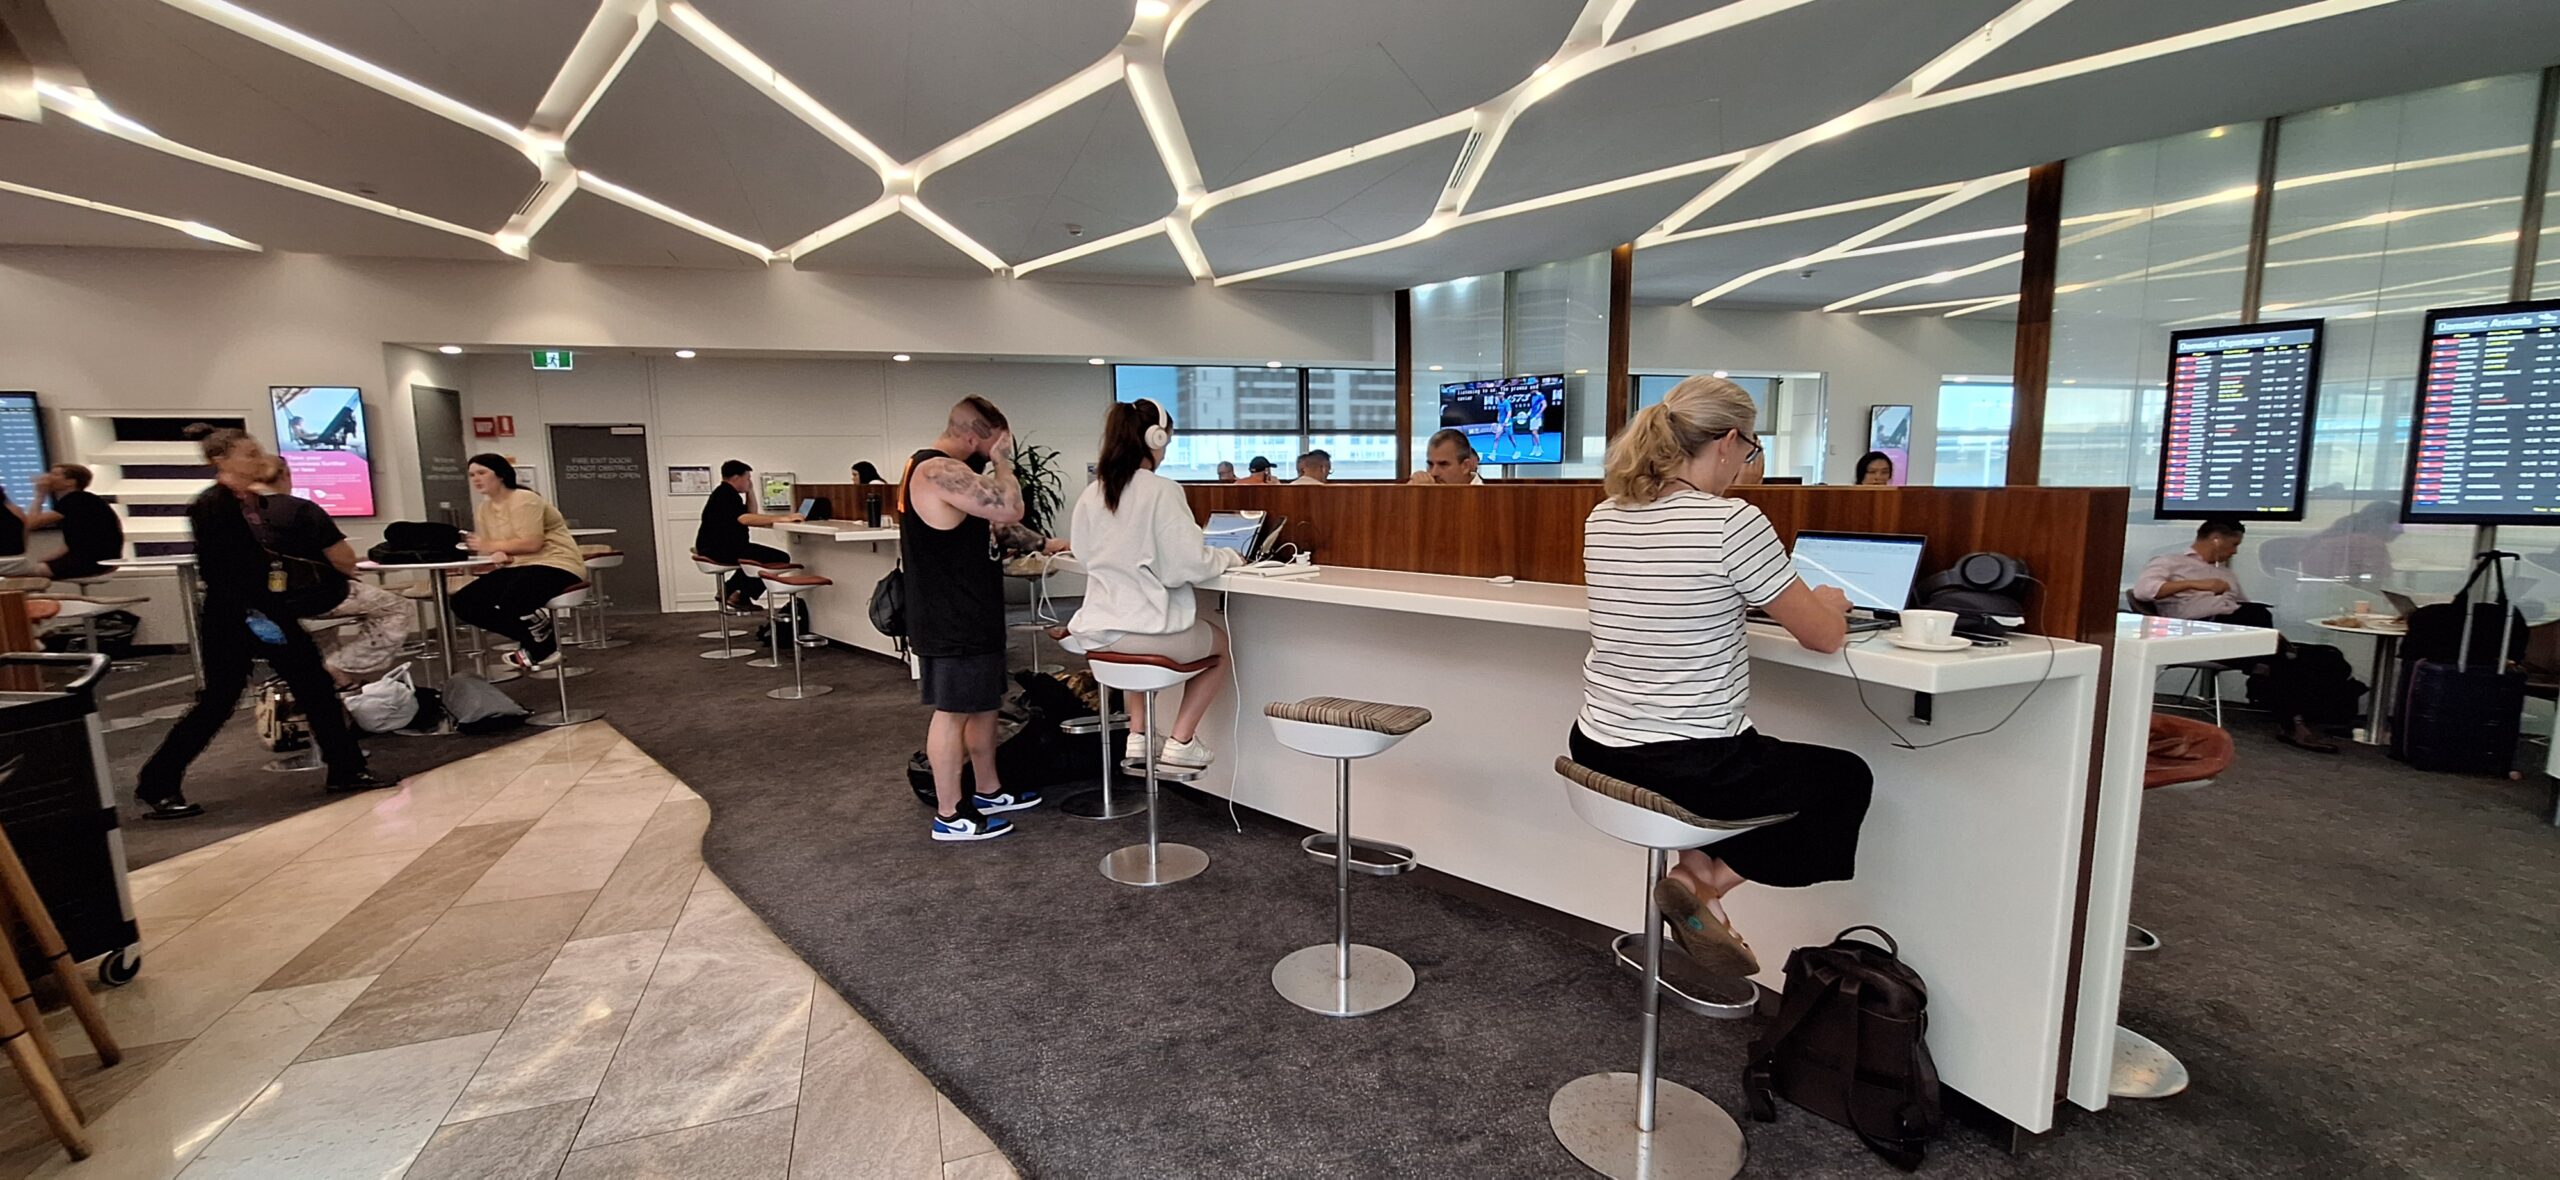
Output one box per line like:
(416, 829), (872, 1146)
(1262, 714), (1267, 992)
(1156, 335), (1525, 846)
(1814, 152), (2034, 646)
(1752, 531), (1928, 633)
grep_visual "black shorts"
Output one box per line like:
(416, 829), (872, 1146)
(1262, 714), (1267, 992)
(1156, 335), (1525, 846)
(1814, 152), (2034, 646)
(919, 652), (1007, 715)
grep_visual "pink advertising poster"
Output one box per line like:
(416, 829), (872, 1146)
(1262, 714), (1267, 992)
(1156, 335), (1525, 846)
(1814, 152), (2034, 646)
(270, 385), (376, 516)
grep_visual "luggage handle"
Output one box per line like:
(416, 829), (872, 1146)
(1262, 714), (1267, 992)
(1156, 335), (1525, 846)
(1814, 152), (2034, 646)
(0, 652), (109, 695)
(2454, 551), (2518, 675)
(1833, 924), (1900, 957)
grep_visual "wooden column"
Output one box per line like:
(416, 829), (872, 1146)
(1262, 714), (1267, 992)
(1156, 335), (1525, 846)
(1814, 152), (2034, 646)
(1393, 289), (1414, 479)
(1605, 242), (1634, 440)
(2005, 162), (2064, 486)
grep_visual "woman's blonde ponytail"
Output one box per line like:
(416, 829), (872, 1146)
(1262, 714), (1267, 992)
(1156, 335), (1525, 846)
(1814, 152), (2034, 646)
(1602, 376), (1756, 503)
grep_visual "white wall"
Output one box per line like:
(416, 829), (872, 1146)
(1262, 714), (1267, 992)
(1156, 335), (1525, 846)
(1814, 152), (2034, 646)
(1631, 306), (2016, 485)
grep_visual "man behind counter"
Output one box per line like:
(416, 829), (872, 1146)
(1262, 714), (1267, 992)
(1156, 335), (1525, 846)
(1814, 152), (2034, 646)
(1409, 429), (1484, 485)
(696, 460), (803, 608)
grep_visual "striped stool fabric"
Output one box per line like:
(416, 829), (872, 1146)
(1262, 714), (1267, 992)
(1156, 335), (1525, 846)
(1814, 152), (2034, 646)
(1553, 757), (1793, 831)
(759, 572), (831, 587)
(1264, 696), (1432, 736)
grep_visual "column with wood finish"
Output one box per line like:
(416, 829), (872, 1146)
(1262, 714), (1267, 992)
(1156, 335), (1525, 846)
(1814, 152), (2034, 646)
(2006, 161), (2064, 486)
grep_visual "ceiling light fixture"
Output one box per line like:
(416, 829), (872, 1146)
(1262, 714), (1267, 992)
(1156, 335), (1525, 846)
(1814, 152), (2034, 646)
(896, 198), (1009, 273)
(1088, 357), (1107, 365)
(577, 169), (777, 263)
(1266, 361), (1283, 368)
(160, 0), (526, 148)
(1689, 169), (2026, 305)
(893, 354), (912, 362)
(675, 349), (697, 359)
(1906, 0), (2079, 97)
(1136, 0), (1171, 18)
(1428, 364), (1444, 371)
(0, 180), (263, 250)
(439, 345), (463, 355)
(662, 2), (899, 175)
(1011, 221), (1174, 278)
(1713, 370), (1729, 377)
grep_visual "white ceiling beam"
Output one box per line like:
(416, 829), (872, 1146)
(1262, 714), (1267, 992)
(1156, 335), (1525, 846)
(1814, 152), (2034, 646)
(905, 58), (1127, 183)
(576, 168), (774, 262)
(151, 0), (532, 153)
(899, 197), (1010, 273)
(0, 178), (261, 250)
(534, 0), (657, 143)
(1908, 0), (2411, 116)
(778, 196), (902, 264)
(1824, 250), (2023, 312)
(658, 1), (899, 177)
(1010, 220), (1175, 278)
(1690, 169), (2026, 305)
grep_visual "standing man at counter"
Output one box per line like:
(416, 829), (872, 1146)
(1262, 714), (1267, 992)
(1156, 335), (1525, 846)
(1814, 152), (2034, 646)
(697, 460), (802, 609)
(1408, 429), (1484, 485)
(904, 396), (1064, 841)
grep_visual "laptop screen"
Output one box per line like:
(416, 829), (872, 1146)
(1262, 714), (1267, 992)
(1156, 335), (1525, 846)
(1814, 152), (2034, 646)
(1789, 531), (1926, 614)
(1203, 511), (1263, 556)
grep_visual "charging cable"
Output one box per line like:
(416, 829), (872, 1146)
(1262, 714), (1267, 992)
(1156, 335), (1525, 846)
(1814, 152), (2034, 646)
(1835, 629), (2058, 750)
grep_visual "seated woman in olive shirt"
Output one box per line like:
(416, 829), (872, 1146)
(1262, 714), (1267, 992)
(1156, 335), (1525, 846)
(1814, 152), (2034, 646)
(453, 454), (587, 672)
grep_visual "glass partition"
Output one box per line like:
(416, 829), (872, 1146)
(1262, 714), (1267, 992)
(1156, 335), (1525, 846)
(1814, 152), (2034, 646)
(1411, 254), (1608, 479)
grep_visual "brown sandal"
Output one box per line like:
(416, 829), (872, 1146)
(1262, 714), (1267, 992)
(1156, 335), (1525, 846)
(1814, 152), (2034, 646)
(1653, 877), (1760, 977)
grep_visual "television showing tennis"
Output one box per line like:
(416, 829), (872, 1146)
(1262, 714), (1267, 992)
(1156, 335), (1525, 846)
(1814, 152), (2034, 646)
(1439, 375), (1565, 465)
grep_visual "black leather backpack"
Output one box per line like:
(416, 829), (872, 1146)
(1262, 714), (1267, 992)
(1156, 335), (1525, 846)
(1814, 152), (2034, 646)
(1744, 925), (1943, 1171)
(366, 520), (465, 565)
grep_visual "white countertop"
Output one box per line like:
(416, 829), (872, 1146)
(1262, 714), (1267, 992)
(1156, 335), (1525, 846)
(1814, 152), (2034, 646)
(2113, 612), (2280, 670)
(1064, 561), (2098, 694)
(772, 522), (900, 544)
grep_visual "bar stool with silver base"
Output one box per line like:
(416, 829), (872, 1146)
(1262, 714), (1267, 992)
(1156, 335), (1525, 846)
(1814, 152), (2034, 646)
(1087, 650), (1219, 885)
(756, 571), (833, 700)
(2113, 760), (2222, 1101)
(527, 583), (602, 727)
(576, 550), (632, 650)
(1047, 628), (1138, 822)
(1550, 756), (1793, 1180)
(1265, 696), (1432, 1017)
(692, 554), (756, 649)
(738, 558), (803, 669)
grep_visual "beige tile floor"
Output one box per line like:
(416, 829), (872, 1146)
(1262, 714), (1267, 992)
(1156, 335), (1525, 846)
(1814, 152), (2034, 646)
(0, 723), (1015, 1180)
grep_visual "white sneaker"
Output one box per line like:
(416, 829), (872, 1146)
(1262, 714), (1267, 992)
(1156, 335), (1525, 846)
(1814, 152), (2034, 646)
(1159, 737), (1216, 769)
(1123, 732), (1155, 764)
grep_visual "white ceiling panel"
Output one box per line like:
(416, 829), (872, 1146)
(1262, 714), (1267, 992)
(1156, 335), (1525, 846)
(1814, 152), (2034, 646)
(50, 0), (535, 231)
(1937, 0), (2308, 92)
(1718, 244), (2021, 313)
(1194, 135), (1464, 273)
(1032, 232), (1196, 283)
(1169, 0), (1577, 189)
(1631, 207), (1917, 303)
(791, 212), (992, 276)
(569, 35), (884, 250)
(688, 0), (1137, 163)
(921, 86), (1171, 265)
(1612, 0), (1756, 42)
(1276, 173), (1704, 289)
(532, 191), (767, 270)
(0, 189), (233, 251)
(236, 0), (594, 126)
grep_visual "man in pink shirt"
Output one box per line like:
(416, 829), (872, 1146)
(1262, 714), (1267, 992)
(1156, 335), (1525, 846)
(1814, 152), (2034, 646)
(2135, 519), (2346, 752)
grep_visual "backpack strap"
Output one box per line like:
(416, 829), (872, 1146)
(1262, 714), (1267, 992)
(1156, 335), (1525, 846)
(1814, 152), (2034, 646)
(1834, 973), (1928, 1172)
(1744, 959), (1844, 1122)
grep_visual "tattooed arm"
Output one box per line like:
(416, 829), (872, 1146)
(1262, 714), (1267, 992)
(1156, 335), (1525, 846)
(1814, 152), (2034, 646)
(914, 453), (1024, 525)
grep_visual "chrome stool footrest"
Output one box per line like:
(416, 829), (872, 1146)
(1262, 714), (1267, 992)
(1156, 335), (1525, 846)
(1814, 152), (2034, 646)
(1298, 833), (1416, 876)
(1118, 758), (1202, 783)
(1610, 931), (1759, 1019)
(2126, 923), (2161, 954)
(1057, 713), (1129, 737)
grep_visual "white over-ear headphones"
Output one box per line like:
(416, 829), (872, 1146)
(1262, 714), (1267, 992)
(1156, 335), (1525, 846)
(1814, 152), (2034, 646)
(1140, 398), (1172, 451)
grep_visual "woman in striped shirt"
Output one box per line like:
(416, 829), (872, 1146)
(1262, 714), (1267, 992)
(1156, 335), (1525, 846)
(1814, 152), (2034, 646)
(1572, 376), (1874, 977)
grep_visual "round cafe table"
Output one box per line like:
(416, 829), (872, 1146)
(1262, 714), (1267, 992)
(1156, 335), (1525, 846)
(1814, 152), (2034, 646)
(355, 555), (495, 684)
(2313, 615), (2407, 746)
(567, 528), (615, 539)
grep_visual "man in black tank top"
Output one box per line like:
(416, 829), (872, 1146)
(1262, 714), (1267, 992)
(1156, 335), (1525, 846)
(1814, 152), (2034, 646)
(902, 396), (1067, 842)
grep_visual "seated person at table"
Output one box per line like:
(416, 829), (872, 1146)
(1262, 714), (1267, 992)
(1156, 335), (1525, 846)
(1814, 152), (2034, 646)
(851, 461), (888, 485)
(2135, 518), (2351, 753)
(26, 465), (124, 580)
(1294, 450), (1331, 485)
(455, 454), (588, 673)
(1408, 429), (1485, 485)
(0, 483), (35, 576)
(1064, 398), (1242, 770)
(1215, 461), (1237, 484)
(1236, 456), (1280, 485)
(1570, 376), (1873, 977)
(696, 460), (804, 608)
(252, 459), (413, 688)
(1855, 450), (1895, 486)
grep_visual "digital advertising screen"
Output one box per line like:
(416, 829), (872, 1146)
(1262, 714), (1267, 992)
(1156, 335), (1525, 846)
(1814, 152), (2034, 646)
(2402, 298), (2560, 525)
(1438, 374), (1566, 466)
(2155, 320), (2323, 521)
(270, 385), (376, 517)
(0, 393), (45, 511)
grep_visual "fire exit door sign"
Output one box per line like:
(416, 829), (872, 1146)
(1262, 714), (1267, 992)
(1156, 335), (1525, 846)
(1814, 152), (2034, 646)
(531, 350), (575, 371)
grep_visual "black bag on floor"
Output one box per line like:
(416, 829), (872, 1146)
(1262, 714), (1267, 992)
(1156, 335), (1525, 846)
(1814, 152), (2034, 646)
(905, 672), (1094, 806)
(2394, 551), (2524, 774)
(442, 674), (528, 735)
(367, 520), (465, 566)
(1745, 925), (1942, 1172)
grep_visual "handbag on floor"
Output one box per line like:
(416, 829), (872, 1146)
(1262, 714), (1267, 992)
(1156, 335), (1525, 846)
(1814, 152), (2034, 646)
(345, 663), (420, 734)
(1744, 925), (1942, 1172)
(441, 674), (528, 735)
(254, 677), (311, 752)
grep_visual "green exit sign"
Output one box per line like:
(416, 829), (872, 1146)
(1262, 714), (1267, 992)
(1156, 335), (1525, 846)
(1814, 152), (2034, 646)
(530, 350), (575, 371)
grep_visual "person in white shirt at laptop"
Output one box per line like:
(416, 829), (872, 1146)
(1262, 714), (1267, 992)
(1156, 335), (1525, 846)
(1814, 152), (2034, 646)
(1063, 399), (1243, 770)
(1408, 429), (1485, 485)
(1294, 450), (1331, 485)
(1571, 375), (1874, 978)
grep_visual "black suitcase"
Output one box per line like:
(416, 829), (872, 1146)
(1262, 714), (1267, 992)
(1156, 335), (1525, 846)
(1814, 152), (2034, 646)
(2393, 550), (2523, 774)
(0, 654), (144, 987)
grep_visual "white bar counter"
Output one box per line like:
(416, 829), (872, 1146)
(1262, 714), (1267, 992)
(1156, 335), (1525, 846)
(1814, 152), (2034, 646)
(1101, 563), (2103, 1133)
(764, 521), (901, 658)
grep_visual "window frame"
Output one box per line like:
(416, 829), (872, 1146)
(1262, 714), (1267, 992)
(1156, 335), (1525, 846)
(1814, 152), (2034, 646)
(1114, 364), (1399, 480)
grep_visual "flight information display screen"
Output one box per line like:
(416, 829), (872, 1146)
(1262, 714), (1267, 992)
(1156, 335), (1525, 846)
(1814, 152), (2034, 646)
(0, 393), (43, 511)
(2155, 321), (2323, 521)
(2403, 298), (2560, 524)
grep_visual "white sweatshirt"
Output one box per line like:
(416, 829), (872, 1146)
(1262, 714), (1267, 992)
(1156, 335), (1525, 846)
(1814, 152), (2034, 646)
(1063, 468), (1242, 651)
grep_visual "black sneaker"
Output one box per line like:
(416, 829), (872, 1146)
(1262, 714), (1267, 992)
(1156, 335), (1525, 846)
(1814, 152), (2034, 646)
(325, 769), (398, 794)
(931, 808), (1014, 842)
(138, 795), (205, 820)
(971, 788), (1043, 814)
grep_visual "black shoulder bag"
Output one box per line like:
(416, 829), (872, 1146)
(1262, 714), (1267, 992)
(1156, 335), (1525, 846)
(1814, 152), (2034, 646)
(242, 497), (352, 619)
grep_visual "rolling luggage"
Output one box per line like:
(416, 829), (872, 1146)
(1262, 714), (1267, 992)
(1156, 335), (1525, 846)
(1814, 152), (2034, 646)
(0, 654), (144, 987)
(2393, 551), (2524, 774)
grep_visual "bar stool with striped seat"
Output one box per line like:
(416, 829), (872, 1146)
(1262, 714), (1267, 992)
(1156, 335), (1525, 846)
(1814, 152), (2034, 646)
(756, 570), (833, 700)
(577, 549), (632, 650)
(1549, 757), (1793, 1180)
(528, 583), (602, 727)
(1088, 650), (1220, 886)
(738, 556), (805, 668)
(1264, 696), (1431, 1017)
(692, 555), (757, 659)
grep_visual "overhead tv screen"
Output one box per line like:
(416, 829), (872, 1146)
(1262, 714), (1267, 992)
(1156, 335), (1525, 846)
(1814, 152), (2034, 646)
(270, 385), (376, 517)
(1439, 374), (1565, 465)
(0, 393), (45, 512)
(2155, 320), (2323, 521)
(2402, 298), (2560, 525)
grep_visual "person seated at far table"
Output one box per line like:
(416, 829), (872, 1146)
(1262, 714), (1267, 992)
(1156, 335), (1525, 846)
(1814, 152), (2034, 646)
(697, 460), (804, 608)
(1855, 451), (1896, 486)
(1215, 461), (1237, 484)
(2134, 518), (2351, 753)
(1294, 450), (1331, 485)
(1235, 456), (1281, 485)
(252, 458), (413, 688)
(1409, 428), (1485, 485)
(851, 461), (889, 485)
(25, 464), (125, 579)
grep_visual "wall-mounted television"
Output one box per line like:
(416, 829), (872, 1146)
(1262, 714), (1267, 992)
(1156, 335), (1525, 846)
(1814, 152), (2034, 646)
(2154, 320), (2323, 521)
(2401, 297), (2560, 525)
(0, 393), (45, 511)
(1439, 374), (1565, 466)
(270, 385), (376, 517)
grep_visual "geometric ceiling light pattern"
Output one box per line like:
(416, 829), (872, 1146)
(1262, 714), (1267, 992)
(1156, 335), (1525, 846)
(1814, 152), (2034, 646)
(0, 177), (261, 250)
(0, 0), (2501, 317)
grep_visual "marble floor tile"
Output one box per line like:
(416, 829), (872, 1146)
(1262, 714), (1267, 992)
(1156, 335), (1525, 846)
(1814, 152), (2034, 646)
(943, 1152), (1020, 1180)
(791, 986), (941, 1180)
(27, 976), (373, 1180)
(663, 779), (702, 803)
(557, 1107), (795, 1180)
(557, 722), (635, 759)
(577, 887), (814, 1149)
(260, 820), (536, 992)
(403, 1100), (588, 1180)
(177, 1030), (498, 1180)
(936, 1092), (997, 1162)
(542, 777), (675, 827)
(453, 817), (651, 907)
(0, 1040), (185, 1177)
(299, 890), (592, 1062)
(459, 760), (597, 827)
(580, 748), (670, 784)
(572, 799), (709, 941)
(132, 796), (383, 925)
(293, 764), (526, 862)
(138, 916), (196, 957)
(445, 927), (670, 1123)
(85, 851), (421, 1047)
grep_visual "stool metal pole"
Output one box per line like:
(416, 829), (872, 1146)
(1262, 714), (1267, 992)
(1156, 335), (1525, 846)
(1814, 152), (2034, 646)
(748, 594), (782, 668)
(1638, 847), (1665, 1133)
(583, 565), (630, 649)
(1062, 687), (1143, 821)
(1271, 756), (1414, 1016)
(1334, 758), (1352, 983)
(1100, 686), (1206, 886)
(767, 595), (832, 700)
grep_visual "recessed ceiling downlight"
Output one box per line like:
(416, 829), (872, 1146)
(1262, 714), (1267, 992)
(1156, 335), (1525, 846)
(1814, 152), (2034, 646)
(439, 345), (462, 355)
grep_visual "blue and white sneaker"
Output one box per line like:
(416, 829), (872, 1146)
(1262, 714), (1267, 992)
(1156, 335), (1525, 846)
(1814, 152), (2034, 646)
(971, 788), (1043, 814)
(932, 809), (1014, 842)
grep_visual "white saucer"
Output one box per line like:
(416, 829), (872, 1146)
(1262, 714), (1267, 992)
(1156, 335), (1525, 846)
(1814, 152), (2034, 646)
(1887, 632), (1972, 652)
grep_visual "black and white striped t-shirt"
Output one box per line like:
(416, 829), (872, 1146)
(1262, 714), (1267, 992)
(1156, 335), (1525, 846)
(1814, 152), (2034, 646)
(1579, 490), (1797, 747)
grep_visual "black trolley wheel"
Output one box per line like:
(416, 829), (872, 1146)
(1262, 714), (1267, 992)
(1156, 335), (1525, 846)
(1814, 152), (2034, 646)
(97, 947), (141, 987)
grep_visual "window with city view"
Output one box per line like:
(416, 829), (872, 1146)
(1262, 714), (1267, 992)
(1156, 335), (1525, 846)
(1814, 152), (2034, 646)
(1113, 365), (1399, 480)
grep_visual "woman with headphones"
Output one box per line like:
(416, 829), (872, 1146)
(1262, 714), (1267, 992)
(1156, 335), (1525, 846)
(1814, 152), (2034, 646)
(1061, 399), (1243, 771)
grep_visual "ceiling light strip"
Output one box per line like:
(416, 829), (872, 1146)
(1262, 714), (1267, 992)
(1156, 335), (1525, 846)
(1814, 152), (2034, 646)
(1830, 224), (2027, 259)
(908, 58), (1127, 181)
(1163, 218), (1215, 281)
(1643, 183), (1966, 247)
(0, 179), (261, 250)
(1193, 113), (1475, 218)
(535, 0), (658, 143)
(1824, 250), (2023, 312)
(1943, 295), (2023, 318)
(1125, 59), (1208, 201)
(576, 169), (775, 262)
(1691, 170), (2026, 304)
(1856, 294), (2020, 315)
(153, 0), (528, 148)
(1011, 220), (1174, 278)
(777, 197), (902, 263)
(897, 197), (1010, 273)
(1462, 150), (1749, 222)
(660, 2), (899, 176)
(36, 85), (504, 252)
(1907, 0), (2081, 97)
(1912, 0), (2411, 114)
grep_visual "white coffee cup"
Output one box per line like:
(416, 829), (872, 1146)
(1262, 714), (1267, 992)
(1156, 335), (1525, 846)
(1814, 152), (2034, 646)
(1897, 608), (1958, 646)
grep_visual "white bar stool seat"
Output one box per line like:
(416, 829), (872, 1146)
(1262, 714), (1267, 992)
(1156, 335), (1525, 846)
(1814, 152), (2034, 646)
(577, 550), (631, 650)
(1265, 696), (1432, 1018)
(528, 583), (601, 727)
(1088, 651), (1219, 886)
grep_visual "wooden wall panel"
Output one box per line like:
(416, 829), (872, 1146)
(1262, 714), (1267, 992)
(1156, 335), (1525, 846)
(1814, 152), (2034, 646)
(1182, 483), (2127, 642)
